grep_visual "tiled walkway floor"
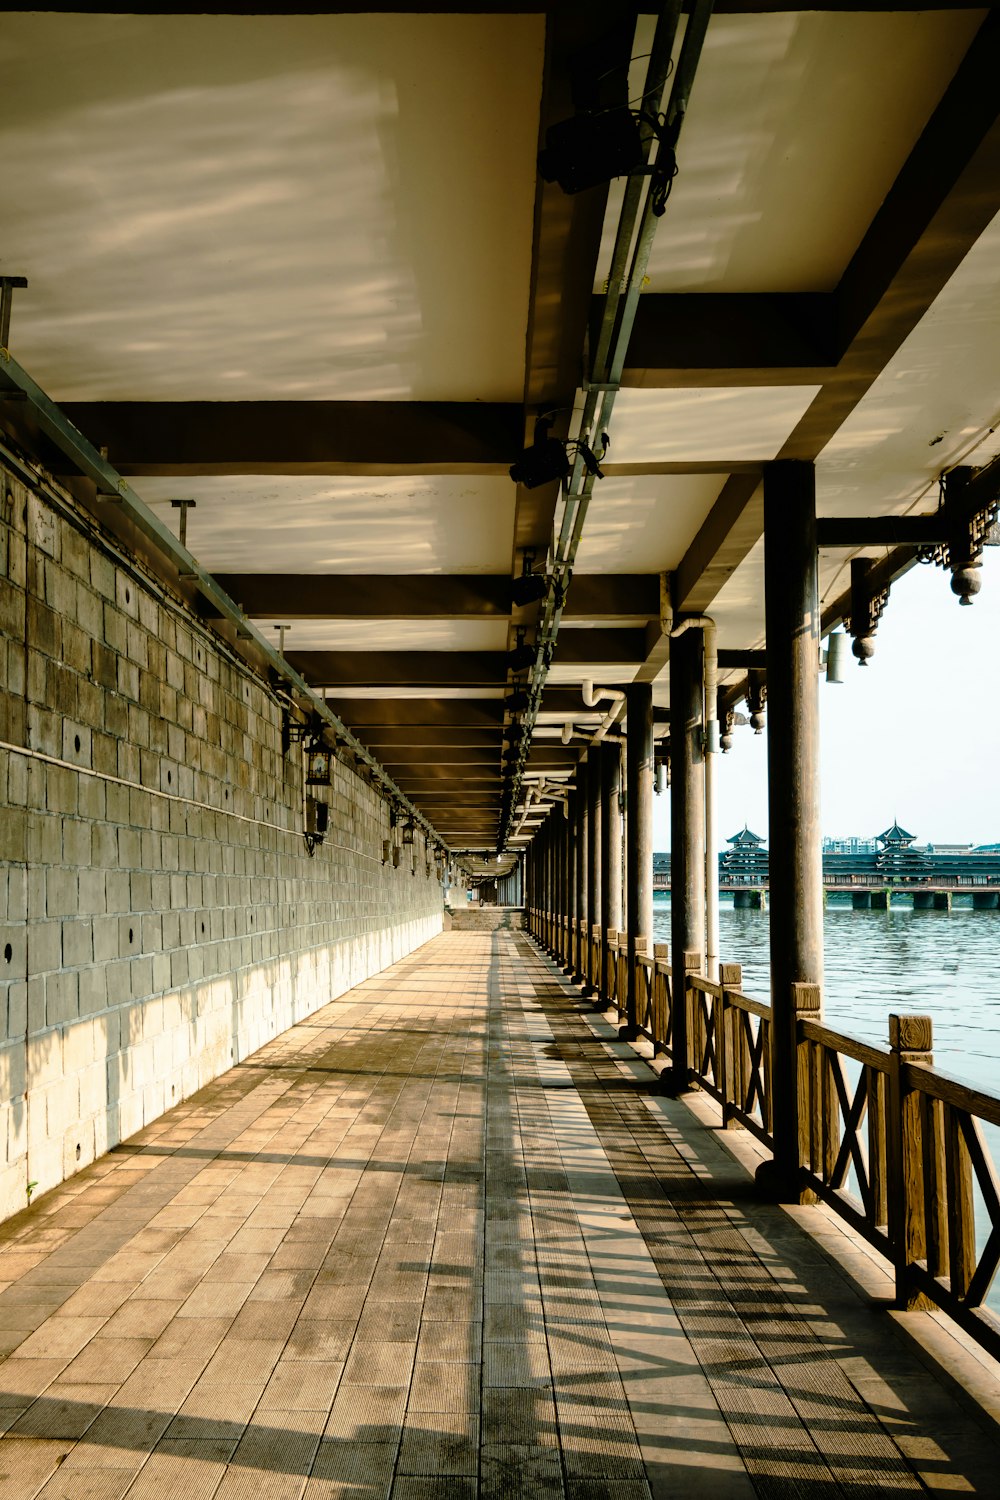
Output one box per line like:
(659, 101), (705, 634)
(1, 932), (1000, 1498)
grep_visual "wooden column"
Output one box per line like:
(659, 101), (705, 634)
(760, 459), (824, 1201)
(575, 773), (588, 984)
(600, 741), (623, 1009)
(586, 746), (601, 997)
(666, 626), (704, 1091)
(624, 683), (653, 1040)
(549, 821), (557, 949)
(564, 788), (576, 971)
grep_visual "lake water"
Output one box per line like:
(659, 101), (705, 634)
(652, 893), (1000, 1094)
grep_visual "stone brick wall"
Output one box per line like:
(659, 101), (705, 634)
(0, 462), (443, 1222)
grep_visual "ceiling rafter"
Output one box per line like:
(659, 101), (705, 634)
(212, 572), (661, 621)
(57, 401), (522, 477)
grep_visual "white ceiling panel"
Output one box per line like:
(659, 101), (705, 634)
(600, 10), (983, 294)
(546, 664), (640, 685)
(139, 474), (515, 573)
(255, 619), (508, 652)
(606, 387), (821, 465)
(0, 12), (543, 401)
(573, 473), (724, 573)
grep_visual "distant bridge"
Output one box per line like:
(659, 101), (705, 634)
(653, 871), (1000, 908)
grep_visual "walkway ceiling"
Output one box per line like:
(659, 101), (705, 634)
(2, 3), (1000, 863)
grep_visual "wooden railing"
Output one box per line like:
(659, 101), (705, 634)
(525, 907), (1000, 1363)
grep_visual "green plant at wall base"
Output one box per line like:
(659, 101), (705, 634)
(26, 1181), (37, 1205)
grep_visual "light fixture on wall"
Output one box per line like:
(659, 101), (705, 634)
(305, 741), (332, 786)
(304, 796), (328, 856)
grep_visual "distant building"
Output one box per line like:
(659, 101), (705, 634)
(721, 826), (769, 885)
(654, 823), (1000, 887)
(822, 836), (877, 854)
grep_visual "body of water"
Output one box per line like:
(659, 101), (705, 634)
(652, 893), (1000, 1093)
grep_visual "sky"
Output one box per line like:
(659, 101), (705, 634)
(652, 547), (1000, 851)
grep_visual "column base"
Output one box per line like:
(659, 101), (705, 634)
(754, 1159), (817, 1205)
(656, 1065), (694, 1096)
(618, 1024), (640, 1042)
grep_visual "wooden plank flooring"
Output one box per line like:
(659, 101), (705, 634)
(0, 930), (998, 1497)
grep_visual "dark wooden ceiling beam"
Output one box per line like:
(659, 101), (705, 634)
(23, 3), (991, 15)
(289, 651), (507, 688)
(552, 627), (647, 665)
(215, 572), (661, 621)
(390, 766), (500, 782)
(674, 473), (763, 615)
(292, 628), (647, 688)
(612, 293), (836, 388)
(378, 746), (501, 768)
(512, 4), (629, 559)
(330, 698), (505, 728)
(56, 401), (522, 478)
(356, 726), (501, 749)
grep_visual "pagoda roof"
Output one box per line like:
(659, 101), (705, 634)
(876, 821), (916, 845)
(727, 826), (765, 847)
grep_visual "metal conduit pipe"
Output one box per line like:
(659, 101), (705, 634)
(559, 680), (627, 749)
(582, 679), (625, 744)
(500, 0), (715, 849)
(671, 614), (720, 980)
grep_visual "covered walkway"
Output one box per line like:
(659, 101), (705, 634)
(0, 933), (999, 1499)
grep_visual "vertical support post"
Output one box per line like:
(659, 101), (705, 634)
(564, 788), (577, 972)
(554, 810), (563, 948)
(575, 773), (588, 984)
(586, 746), (601, 998)
(600, 741), (623, 1009)
(624, 683), (653, 1040)
(719, 962), (742, 1127)
(666, 628), (704, 1091)
(546, 812), (556, 950)
(758, 459), (823, 1202)
(887, 1013), (934, 1311)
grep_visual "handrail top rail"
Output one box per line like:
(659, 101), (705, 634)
(723, 988), (770, 1020)
(798, 1018), (890, 1072)
(904, 1058), (1000, 1128)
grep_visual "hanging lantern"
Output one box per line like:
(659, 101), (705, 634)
(305, 743), (331, 786)
(401, 820), (415, 846)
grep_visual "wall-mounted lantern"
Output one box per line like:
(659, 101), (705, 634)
(304, 796), (328, 856)
(305, 743), (332, 786)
